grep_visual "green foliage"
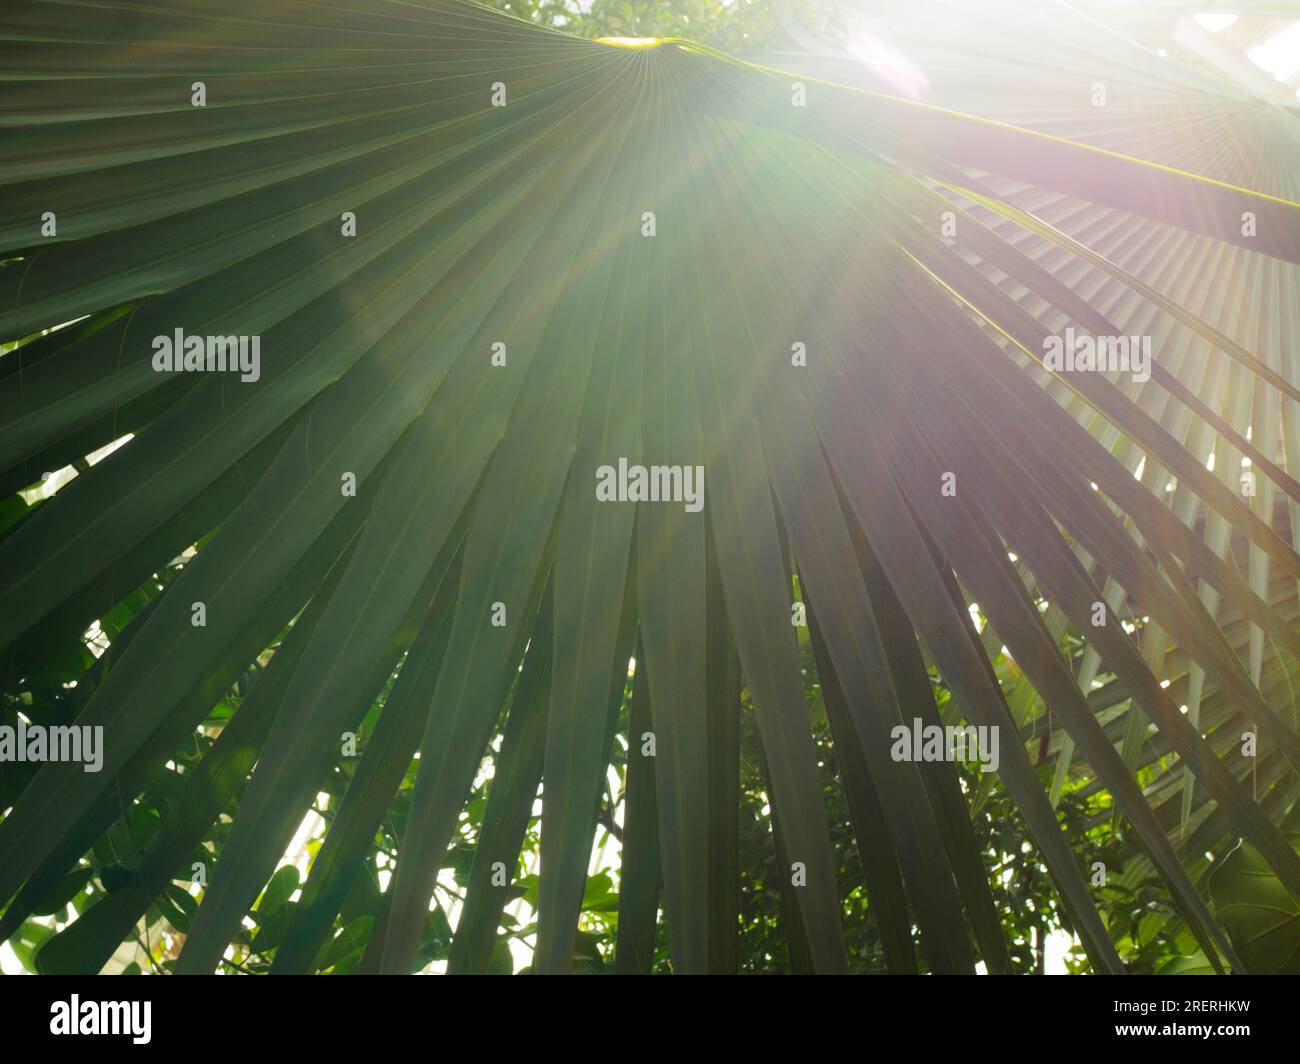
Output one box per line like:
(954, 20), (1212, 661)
(478, 0), (843, 51)
(1209, 834), (1300, 974)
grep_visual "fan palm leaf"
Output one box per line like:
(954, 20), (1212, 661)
(2, 0), (1298, 974)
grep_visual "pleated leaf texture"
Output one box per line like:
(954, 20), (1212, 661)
(2, 0), (1299, 974)
(769, 0), (1300, 939)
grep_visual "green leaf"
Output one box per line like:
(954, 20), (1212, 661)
(1209, 834), (1300, 974)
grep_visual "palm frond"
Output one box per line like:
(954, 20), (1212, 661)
(3, 0), (1298, 974)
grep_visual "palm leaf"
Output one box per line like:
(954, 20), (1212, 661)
(3, 0), (1299, 974)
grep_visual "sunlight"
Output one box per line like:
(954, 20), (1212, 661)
(1247, 20), (1300, 82)
(842, 27), (928, 98)
(1192, 12), (1238, 34)
(595, 36), (661, 48)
